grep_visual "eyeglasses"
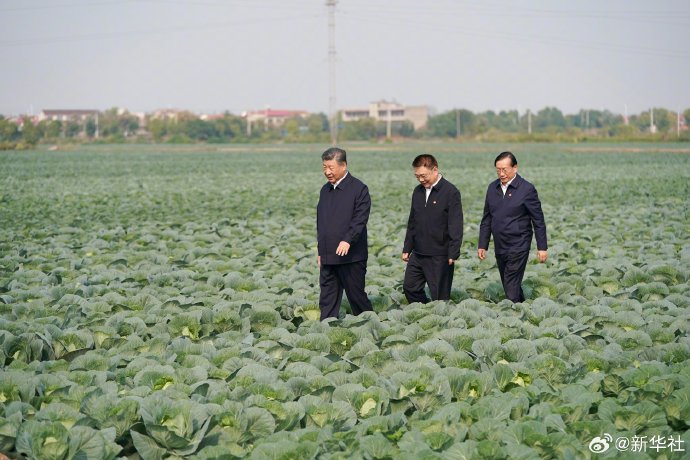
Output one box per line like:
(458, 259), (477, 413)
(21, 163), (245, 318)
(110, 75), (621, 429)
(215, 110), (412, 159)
(496, 167), (515, 174)
(415, 173), (431, 180)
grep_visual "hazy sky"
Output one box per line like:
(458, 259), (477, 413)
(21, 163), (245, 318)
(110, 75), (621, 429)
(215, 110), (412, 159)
(1, 0), (689, 117)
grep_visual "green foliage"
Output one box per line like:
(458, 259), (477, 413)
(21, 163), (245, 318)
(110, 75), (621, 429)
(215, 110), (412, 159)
(0, 144), (687, 458)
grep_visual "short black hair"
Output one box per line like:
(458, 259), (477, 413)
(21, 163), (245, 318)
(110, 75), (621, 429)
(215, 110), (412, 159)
(495, 151), (517, 166)
(412, 154), (438, 169)
(322, 147), (347, 164)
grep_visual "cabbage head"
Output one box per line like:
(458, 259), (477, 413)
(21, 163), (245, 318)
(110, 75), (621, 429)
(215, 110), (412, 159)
(133, 394), (212, 457)
(0, 412), (22, 453)
(81, 391), (140, 439)
(15, 420), (69, 460)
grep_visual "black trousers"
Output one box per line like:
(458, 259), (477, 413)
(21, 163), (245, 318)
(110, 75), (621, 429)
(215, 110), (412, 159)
(495, 251), (529, 302)
(319, 260), (373, 320)
(403, 253), (454, 304)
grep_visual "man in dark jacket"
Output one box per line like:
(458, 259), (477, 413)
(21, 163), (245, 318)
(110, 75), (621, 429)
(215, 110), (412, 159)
(317, 147), (373, 320)
(478, 151), (548, 303)
(402, 154), (463, 303)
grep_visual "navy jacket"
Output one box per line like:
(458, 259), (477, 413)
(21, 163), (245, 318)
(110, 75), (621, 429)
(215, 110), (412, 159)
(317, 173), (371, 265)
(478, 174), (547, 255)
(403, 177), (464, 259)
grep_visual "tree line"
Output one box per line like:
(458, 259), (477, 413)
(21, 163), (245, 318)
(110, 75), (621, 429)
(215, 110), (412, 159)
(1, 106), (688, 149)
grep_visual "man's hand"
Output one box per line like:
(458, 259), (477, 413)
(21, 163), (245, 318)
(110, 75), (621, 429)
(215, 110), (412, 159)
(402, 252), (409, 262)
(537, 250), (547, 263)
(317, 255), (321, 268)
(448, 259), (454, 265)
(477, 248), (487, 260)
(336, 241), (350, 256)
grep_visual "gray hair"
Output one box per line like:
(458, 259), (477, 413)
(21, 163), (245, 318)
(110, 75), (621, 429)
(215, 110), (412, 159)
(322, 147), (347, 164)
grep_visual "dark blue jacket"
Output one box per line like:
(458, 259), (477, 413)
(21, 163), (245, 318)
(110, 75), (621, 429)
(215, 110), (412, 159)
(317, 173), (370, 265)
(403, 177), (463, 259)
(478, 174), (547, 255)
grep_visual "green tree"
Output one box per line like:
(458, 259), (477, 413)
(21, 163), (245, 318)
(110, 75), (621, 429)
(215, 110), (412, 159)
(427, 109), (475, 137)
(85, 118), (97, 137)
(307, 114), (328, 136)
(284, 117), (301, 139)
(653, 108), (673, 132)
(99, 108), (120, 137)
(99, 108), (140, 138)
(610, 124), (638, 138)
(534, 107), (565, 131)
(340, 118), (377, 141)
(209, 116), (238, 141)
(65, 120), (81, 137)
(148, 118), (167, 141)
(42, 120), (62, 138)
(20, 117), (40, 145)
(398, 120), (415, 137)
(184, 119), (217, 141)
(0, 116), (20, 141)
(224, 114), (247, 142)
(120, 113), (139, 136)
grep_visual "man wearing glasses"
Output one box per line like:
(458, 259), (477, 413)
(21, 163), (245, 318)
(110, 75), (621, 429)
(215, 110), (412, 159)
(477, 151), (548, 303)
(402, 154), (463, 303)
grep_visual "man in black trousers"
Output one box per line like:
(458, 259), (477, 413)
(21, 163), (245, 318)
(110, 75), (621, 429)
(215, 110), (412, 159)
(402, 154), (463, 303)
(317, 147), (373, 320)
(478, 151), (548, 303)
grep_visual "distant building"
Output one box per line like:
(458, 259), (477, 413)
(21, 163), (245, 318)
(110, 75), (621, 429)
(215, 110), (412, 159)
(241, 108), (310, 135)
(341, 100), (429, 130)
(200, 113), (226, 121)
(242, 108), (309, 127)
(36, 109), (99, 137)
(7, 115), (38, 131)
(38, 109), (99, 122)
(150, 109), (188, 121)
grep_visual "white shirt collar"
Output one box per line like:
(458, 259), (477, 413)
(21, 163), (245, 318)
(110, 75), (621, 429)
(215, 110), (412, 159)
(501, 175), (516, 194)
(427, 174), (442, 190)
(425, 174), (442, 203)
(333, 171), (349, 189)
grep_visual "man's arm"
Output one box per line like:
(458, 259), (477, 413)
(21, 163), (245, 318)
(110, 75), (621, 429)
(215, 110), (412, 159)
(477, 190), (492, 259)
(402, 193), (416, 261)
(447, 187), (463, 262)
(341, 184), (371, 248)
(525, 185), (547, 262)
(525, 186), (547, 250)
(316, 192), (321, 265)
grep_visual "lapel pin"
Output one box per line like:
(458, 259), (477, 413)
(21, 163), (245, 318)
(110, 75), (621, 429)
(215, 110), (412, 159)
(508, 194), (512, 197)
(433, 201), (437, 204)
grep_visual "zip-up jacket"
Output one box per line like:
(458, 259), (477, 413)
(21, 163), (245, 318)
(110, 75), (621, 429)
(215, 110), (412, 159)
(478, 174), (547, 255)
(403, 177), (463, 259)
(317, 173), (370, 265)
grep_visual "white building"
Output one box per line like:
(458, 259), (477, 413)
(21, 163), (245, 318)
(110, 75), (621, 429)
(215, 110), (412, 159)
(341, 101), (429, 130)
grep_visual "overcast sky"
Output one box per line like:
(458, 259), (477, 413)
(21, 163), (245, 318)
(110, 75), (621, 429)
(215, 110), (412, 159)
(1, 0), (689, 117)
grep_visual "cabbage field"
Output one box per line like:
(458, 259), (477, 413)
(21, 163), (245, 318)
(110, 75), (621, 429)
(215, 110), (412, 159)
(0, 143), (688, 459)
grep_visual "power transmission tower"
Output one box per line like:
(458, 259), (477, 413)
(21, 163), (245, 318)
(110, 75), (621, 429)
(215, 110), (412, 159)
(456, 109), (460, 139)
(327, 0), (338, 145)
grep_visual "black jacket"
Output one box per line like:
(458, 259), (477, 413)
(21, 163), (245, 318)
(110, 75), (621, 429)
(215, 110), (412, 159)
(478, 174), (547, 255)
(403, 176), (463, 259)
(317, 173), (371, 265)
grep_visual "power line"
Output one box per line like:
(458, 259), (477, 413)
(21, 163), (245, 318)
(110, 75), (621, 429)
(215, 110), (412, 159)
(337, 10), (690, 60)
(327, 0), (338, 145)
(0, 13), (320, 47)
(0, 1), (132, 12)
